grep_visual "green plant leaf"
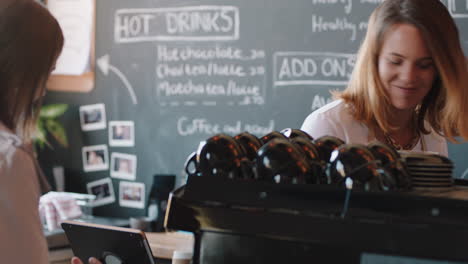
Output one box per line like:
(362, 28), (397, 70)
(45, 119), (68, 148)
(34, 120), (52, 150)
(33, 103), (69, 150)
(39, 104), (68, 119)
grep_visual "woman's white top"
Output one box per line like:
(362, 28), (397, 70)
(0, 123), (49, 264)
(300, 100), (448, 156)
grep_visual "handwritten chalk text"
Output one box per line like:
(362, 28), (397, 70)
(115, 6), (239, 43)
(273, 52), (355, 86)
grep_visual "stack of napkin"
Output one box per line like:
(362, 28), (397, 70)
(39, 192), (83, 231)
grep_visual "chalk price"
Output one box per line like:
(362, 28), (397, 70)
(249, 66), (265, 76)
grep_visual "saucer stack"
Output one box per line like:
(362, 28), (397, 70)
(399, 152), (454, 191)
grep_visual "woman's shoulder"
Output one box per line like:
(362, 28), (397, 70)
(301, 99), (364, 141)
(304, 99), (355, 122)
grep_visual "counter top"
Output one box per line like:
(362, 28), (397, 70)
(146, 232), (194, 259)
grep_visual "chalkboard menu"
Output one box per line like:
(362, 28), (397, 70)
(43, 0), (468, 217)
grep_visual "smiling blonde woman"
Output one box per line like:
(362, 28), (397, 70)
(301, 0), (468, 156)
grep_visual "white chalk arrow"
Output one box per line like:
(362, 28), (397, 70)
(463, 168), (468, 179)
(97, 54), (138, 104)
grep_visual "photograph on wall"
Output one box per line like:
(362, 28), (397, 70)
(119, 181), (145, 209)
(86, 177), (115, 207)
(109, 121), (135, 147)
(79, 103), (106, 131)
(110, 152), (137, 180)
(82, 145), (109, 172)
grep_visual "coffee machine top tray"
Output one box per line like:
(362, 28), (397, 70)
(165, 176), (468, 262)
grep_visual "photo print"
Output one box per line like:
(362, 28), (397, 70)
(79, 103), (106, 131)
(82, 145), (109, 172)
(86, 178), (115, 207)
(109, 121), (134, 147)
(119, 181), (145, 209)
(110, 152), (137, 180)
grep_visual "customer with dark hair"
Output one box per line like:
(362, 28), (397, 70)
(0, 1), (64, 263)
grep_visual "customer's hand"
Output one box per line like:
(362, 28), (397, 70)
(71, 256), (102, 264)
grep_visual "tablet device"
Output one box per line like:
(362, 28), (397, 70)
(61, 220), (155, 264)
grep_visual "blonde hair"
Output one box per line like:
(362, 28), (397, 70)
(0, 1), (64, 141)
(336, 0), (468, 142)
